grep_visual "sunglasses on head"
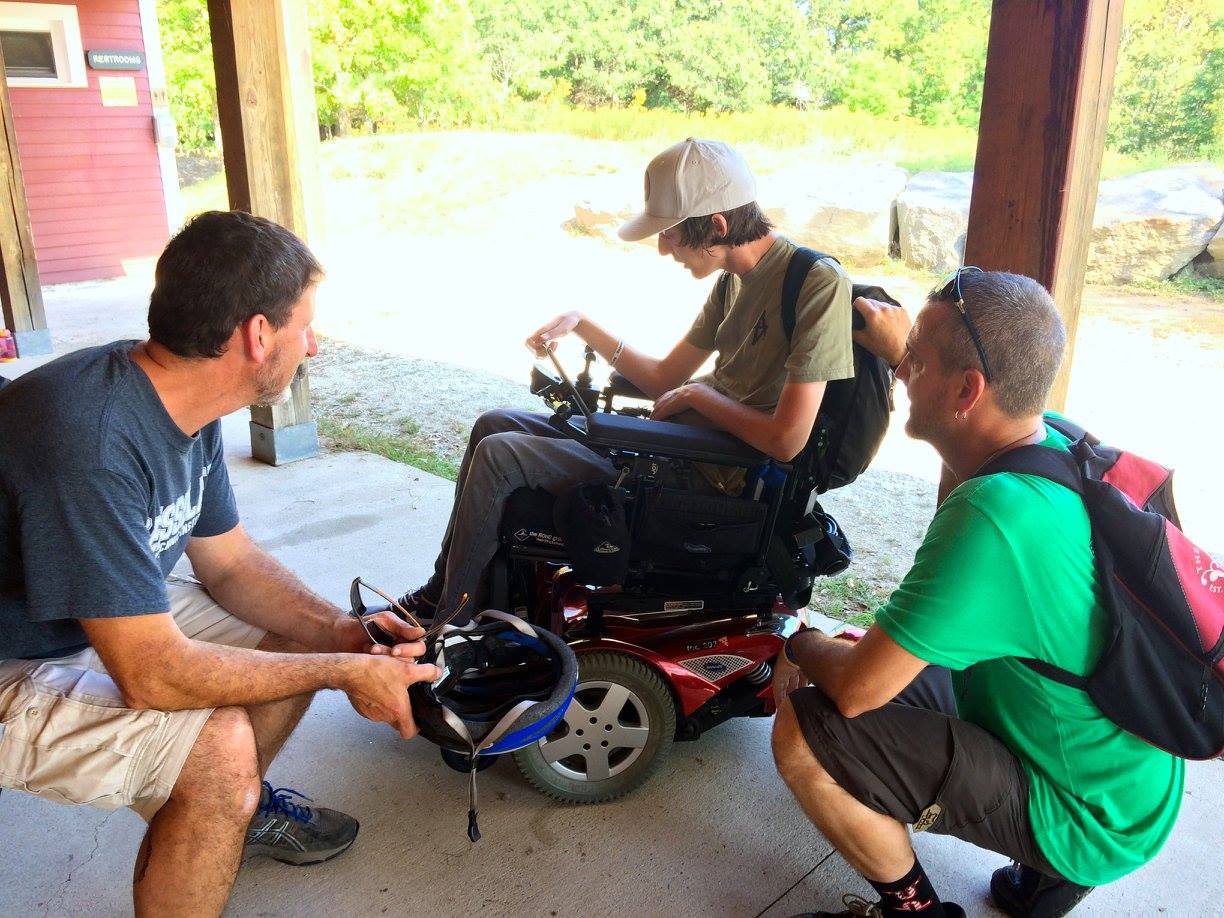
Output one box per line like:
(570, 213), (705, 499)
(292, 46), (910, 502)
(932, 265), (993, 383)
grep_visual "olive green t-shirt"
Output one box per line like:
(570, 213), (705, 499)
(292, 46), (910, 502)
(683, 236), (854, 493)
(876, 425), (1183, 887)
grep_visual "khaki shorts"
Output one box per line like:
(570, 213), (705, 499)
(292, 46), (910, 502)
(0, 578), (265, 821)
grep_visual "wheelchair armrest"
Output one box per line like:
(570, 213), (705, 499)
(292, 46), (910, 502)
(606, 371), (648, 400)
(578, 412), (767, 466)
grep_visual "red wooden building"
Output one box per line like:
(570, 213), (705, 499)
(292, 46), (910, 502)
(1, 0), (178, 287)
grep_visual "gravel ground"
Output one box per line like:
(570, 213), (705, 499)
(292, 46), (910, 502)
(311, 337), (539, 465)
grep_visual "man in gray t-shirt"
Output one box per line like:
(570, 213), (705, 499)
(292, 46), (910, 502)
(0, 211), (438, 916)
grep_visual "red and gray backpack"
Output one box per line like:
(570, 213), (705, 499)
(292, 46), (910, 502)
(977, 415), (1224, 760)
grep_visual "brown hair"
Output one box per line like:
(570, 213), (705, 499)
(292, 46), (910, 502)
(673, 201), (772, 250)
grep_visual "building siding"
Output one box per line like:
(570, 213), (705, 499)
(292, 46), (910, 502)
(9, 0), (170, 285)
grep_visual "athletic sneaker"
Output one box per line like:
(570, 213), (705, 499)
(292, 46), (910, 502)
(990, 862), (1094, 917)
(393, 587), (438, 623)
(244, 781), (359, 866)
(792, 895), (966, 917)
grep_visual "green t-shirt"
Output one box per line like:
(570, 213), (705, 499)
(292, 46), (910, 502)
(876, 426), (1183, 887)
(683, 236), (854, 494)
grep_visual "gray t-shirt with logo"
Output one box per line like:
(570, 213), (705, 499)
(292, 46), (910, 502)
(0, 341), (239, 659)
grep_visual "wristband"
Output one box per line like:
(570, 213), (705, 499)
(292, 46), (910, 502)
(610, 340), (625, 366)
(783, 631), (806, 666)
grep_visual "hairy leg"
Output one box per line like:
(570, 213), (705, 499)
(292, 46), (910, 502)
(772, 694), (915, 882)
(245, 631), (316, 775)
(133, 706), (260, 918)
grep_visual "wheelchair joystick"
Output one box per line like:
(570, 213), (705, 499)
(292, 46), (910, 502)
(577, 345), (596, 390)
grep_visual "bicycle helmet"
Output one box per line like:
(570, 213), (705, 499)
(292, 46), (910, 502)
(410, 609), (577, 841)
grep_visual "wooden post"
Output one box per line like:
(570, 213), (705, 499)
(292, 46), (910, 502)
(207, 0), (324, 464)
(963, 0), (1125, 410)
(0, 40), (50, 357)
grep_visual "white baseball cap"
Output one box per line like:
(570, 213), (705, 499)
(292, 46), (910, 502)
(618, 138), (758, 242)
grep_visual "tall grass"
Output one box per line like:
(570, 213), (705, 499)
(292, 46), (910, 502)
(486, 102), (982, 172)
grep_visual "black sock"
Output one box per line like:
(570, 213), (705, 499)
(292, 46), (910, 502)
(868, 857), (945, 916)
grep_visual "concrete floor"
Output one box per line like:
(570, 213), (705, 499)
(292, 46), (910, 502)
(2, 281), (1221, 916)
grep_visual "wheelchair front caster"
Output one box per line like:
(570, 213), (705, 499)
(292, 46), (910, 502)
(440, 748), (500, 774)
(513, 651), (676, 804)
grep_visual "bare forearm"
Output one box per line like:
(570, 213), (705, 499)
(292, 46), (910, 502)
(200, 547), (343, 650)
(686, 386), (798, 460)
(792, 632), (856, 698)
(573, 316), (673, 398)
(127, 640), (356, 711)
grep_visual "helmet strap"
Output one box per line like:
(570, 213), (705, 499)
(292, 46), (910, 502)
(467, 750), (482, 843)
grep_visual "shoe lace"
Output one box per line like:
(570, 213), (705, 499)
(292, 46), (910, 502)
(258, 781), (314, 824)
(841, 894), (885, 917)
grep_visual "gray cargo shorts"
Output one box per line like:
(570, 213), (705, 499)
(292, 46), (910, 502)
(790, 666), (1060, 877)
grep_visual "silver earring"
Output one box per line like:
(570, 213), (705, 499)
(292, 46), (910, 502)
(955, 410), (965, 420)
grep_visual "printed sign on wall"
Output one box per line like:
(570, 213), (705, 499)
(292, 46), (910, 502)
(99, 76), (138, 107)
(87, 50), (145, 71)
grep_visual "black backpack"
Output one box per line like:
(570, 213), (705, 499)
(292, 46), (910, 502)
(778, 247), (895, 492)
(977, 415), (1224, 760)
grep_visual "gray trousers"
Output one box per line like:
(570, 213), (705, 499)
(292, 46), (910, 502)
(423, 409), (617, 615)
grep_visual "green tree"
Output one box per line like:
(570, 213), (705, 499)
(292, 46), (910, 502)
(157, 0), (217, 151)
(1108, 0), (1224, 157)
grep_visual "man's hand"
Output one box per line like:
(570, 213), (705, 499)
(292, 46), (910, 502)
(852, 296), (911, 369)
(331, 611), (427, 659)
(772, 637), (810, 707)
(651, 383), (708, 420)
(343, 656), (441, 740)
(526, 311), (583, 357)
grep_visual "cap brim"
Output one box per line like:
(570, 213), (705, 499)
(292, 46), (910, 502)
(618, 211), (682, 242)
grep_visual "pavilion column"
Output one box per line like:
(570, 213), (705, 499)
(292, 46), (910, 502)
(964, 0), (1125, 410)
(207, 0), (325, 464)
(0, 41), (50, 357)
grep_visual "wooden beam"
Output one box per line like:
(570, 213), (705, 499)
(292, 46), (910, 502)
(0, 40), (50, 356)
(964, 0), (1124, 410)
(207, 0), (325, 464)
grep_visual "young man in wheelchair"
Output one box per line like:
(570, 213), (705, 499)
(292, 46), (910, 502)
(394, 138), (855, 622)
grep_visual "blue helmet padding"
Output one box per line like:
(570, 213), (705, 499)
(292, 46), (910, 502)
(481, 685), (576, 755)
(494, 629), (550, 654)
(412, 610), (578, 755)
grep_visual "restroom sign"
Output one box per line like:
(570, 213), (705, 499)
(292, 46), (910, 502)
(87, 50), (145, 71)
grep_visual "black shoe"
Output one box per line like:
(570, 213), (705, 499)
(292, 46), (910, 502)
(990, 862), (1094, 917)
(792, 895), (966, 917)
(244, 782), (359, 866)
(393, 587), (439, 624)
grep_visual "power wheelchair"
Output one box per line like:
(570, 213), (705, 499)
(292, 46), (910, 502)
(493, 347), (862, 803)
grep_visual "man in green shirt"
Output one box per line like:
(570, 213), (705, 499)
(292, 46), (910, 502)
(771, 269), (1182, 918)
(394, 138), (853, 620)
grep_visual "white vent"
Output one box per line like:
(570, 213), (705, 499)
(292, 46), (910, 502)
(678, 654), (753, 682)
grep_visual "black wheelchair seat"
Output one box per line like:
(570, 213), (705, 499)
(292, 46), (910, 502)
(574, 412), (767, 466)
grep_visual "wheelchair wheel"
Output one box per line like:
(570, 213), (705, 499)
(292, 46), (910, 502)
(513, 651), (676, 804)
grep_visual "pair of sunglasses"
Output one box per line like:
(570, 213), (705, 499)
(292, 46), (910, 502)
(933, 265), (993, 383)
(348, 577), (469, 648)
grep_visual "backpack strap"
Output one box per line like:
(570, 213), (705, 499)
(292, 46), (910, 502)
(781, 247), (836, 342)
(975, 443), (1082, 494)
(973, 441), (1091, 690)
(1039, 412), (1099, 446)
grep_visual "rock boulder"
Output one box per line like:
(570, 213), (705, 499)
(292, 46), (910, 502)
(1087, 163), (1224, 284)
(759, 164), (908, 265)
(1195, 221), (1224, 279)
(895, 172), (973, 275)
(572, 172), (641, 239)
